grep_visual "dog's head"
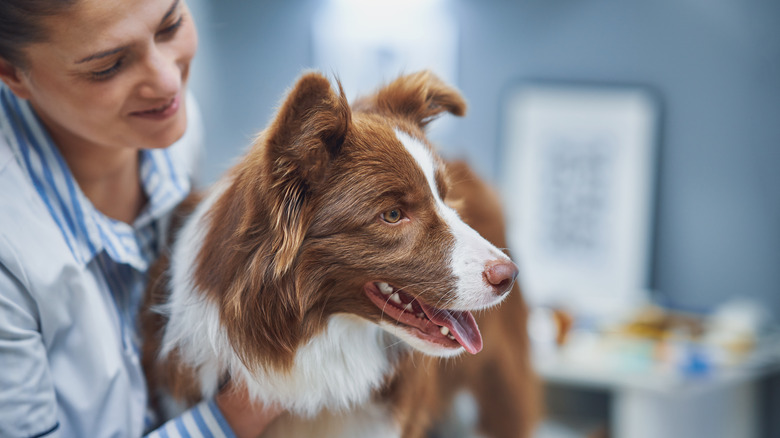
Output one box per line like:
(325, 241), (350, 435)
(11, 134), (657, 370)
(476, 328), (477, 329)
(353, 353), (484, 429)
(195, 71), (517, 371)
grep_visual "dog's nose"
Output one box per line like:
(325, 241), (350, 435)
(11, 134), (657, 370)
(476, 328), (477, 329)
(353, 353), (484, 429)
(484, 260), (519, 296)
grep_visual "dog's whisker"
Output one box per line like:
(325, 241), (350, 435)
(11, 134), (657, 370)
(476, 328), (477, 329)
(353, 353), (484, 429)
(384, 338), (407, 351)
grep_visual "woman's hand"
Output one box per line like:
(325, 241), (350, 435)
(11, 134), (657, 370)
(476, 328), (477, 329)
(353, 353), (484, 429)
(215, 381), (283, 438)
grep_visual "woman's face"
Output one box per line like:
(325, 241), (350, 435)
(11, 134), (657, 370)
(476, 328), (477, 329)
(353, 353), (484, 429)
(10, 0), (198, 152)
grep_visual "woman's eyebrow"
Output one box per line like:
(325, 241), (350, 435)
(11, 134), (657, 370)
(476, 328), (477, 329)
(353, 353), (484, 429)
(75, 0), (180, 64)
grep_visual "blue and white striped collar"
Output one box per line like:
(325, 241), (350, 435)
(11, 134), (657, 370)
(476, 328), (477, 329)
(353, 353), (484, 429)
(0, 86), (191, 271)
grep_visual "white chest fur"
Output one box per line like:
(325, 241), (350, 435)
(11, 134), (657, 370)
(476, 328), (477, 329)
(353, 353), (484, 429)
(236, 314), (396, 416)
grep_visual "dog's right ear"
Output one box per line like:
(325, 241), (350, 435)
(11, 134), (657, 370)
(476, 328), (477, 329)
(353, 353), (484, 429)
(264, 72), (351, 183)
(262, 72), (351, 278)
(204, 73), (349, 289)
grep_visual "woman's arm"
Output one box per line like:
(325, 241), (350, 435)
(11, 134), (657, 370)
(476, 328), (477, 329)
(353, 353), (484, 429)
(145, 384), (281, 438)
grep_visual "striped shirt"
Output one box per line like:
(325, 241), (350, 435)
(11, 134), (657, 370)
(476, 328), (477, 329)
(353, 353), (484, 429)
(0, 85), (235, 437)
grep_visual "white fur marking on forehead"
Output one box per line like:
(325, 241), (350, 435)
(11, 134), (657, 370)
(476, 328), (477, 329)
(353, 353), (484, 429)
(394, 129), (440, 199)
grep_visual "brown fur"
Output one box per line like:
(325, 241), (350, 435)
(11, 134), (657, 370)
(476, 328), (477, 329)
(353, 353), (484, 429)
(141, 71), (538, 437)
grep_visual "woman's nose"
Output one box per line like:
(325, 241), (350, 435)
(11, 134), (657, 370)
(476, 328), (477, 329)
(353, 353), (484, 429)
(137, 47), (181, 99)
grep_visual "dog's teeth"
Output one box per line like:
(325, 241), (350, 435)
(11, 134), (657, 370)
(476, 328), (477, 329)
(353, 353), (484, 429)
(389, 293), (402, 304)
(404, 303), (413, 311)
(447, 334), (455, 340)
(417, 313), (425, 319)
(378, 282), (393, 295)
(440, 326), (450, 336)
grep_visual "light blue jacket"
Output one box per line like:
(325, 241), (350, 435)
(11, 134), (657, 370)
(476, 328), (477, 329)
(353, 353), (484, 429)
(0, 86), (234, 438)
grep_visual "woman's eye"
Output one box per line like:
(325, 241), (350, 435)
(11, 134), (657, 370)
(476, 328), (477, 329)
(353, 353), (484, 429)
(90, 58), (124, 81)
(381, 209), (403, 224)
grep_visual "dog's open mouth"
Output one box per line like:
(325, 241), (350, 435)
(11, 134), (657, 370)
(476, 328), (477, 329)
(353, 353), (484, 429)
(364, 282), (483, 354)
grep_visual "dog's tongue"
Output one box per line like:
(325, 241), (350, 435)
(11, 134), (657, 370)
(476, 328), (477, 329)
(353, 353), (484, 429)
(418, 302), (483, 354)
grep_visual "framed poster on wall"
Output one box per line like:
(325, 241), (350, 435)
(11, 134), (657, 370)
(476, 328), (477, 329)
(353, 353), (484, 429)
(501, 83), (659, 319)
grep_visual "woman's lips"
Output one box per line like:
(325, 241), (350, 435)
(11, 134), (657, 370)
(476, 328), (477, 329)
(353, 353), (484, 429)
(130, 95), (180, 120)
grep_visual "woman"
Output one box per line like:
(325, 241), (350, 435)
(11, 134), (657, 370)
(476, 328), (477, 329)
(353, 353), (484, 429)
(0, 1), (279, 436)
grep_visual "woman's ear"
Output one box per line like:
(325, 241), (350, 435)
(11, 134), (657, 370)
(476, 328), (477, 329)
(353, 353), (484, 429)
(0, 58), (32, 100)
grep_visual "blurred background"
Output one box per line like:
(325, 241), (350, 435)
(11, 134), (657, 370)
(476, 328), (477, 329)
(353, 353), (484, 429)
(185, 1), (780, 437)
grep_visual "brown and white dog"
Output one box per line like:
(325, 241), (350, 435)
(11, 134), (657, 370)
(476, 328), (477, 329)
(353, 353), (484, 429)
(142, 71), (539, 437)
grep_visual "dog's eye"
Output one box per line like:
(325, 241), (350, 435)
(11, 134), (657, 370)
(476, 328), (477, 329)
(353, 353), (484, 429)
(381, 209), (403, 224)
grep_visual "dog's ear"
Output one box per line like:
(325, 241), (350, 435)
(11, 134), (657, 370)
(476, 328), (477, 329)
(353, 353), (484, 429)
(262, 72), (351, 277)
(266, 71), (351, 183)
(355, 70), (466, 128)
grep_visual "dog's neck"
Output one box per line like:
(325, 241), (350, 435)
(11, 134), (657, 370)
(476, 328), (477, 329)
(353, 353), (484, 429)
(160, 177), (405, 416)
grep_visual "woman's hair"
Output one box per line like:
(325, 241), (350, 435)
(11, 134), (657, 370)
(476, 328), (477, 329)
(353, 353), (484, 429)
(0, 0), (77, 67)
